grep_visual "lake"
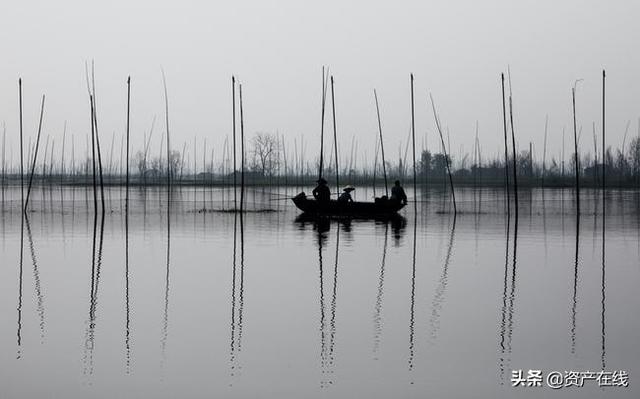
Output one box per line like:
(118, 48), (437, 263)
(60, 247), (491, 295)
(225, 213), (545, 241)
(0, 185), (638, 398)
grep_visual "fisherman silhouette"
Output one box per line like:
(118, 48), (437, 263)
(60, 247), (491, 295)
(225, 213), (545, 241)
(312, 178), (331, 202)
(338, 186), (354, 202)
(391, 180), (408, 205)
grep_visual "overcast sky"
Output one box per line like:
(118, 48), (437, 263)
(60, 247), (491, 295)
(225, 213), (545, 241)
(1, 0), (639, 166)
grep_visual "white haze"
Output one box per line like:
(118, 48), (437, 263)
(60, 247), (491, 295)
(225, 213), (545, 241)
(0, 0), (638, 168)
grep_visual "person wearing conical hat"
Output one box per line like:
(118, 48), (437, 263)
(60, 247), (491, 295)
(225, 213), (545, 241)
(312, 177), (331, 202)
(338, 186), (355, 202)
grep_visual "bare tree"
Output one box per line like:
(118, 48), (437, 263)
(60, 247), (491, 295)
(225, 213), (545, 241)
(252, 132), (280, 176)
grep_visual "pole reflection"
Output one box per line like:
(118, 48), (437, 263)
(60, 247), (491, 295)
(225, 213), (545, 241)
(16, 206), (25, 359)
(372, 222), (389, 359)
(83, 209), (105, 378)
(229, 213), (238, 381)
(498, 213), (510, 383)
(315, 218), (329, 388)
(498, 213), (518, 384)
(124, 183), (131, 374)
(160, 186), (171, 375)
(408, 213), (417, 378)
(428, 214), (457, 343)
(25, 214), (46, 342)
(326, 223), (340, 387)
(237, 212), (246, 369)
(229, 211), (246, 382)
(570, 215), (579, 354)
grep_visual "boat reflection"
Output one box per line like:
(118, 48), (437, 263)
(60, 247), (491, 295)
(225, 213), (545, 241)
(294, 213), (407, 243)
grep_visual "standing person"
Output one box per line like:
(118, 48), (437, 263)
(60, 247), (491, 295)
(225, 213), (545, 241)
(391, 180), (407, 205)
(312, 177), (331, 202)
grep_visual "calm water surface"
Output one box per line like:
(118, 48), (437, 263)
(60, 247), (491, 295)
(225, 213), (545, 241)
(1, 186), (639, 398)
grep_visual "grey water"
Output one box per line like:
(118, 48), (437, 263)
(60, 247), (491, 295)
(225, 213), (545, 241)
(1, 185), (639, 398)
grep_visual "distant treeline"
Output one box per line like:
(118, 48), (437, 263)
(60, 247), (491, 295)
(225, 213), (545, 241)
(2, 131), (640, 188)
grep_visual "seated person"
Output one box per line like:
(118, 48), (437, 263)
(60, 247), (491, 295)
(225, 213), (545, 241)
(338, 186), (355, 202)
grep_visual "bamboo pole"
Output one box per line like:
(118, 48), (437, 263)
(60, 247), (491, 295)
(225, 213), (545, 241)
(24, 95), (46, 210)
(90, 95), (98, 213)
(318, 67), (329, 180)
(593, 123), (598, 185)
(19, 79), (24, 214)
(61, 122), (66, 184)
(410, 74), (417, 208)
(373, 90), (389, 197)
(90, 79), (106, 210)
(602, 70), (606, 204)
(1, 124), (5, 205)
(162, 70), (171, 191)
(232, 76), (237, 210)
(124, 77), (131, 365)
(500, 74), (510, 217)
(126, 76), (131, 212)
(601, 70), (606, 368)
(239, 83), (245, 213)
(372, 134), (379, 197)
(572, 80), (581, 215)
(429, 93), (456, 214)
(542, 116), (548, 187)
(330, 76), (339, 198)
(562, 126), (566, 180)
(507, 71), (518, 220)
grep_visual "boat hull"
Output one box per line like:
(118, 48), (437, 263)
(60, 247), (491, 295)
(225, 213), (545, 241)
(291, 192), (405, 216)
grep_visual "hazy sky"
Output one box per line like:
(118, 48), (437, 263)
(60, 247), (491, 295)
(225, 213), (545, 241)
(1, 0), (639, 166)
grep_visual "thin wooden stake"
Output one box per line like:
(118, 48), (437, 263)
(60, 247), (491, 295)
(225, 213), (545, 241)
(61, 122), (66, 184)
(239, 83), (245, 213)
(572, 80), (581, 215)
(90, 95), (98, 213)
(507, 71), (518, 220)
(330, 76), (339, 198)
(24, 95), (46, 210)
(410, 74), (417, 209)
(1, 124), (5, 204)
(318, 67), (329, 180)
(19, 79), (24, 213)
(162, 70), (170, 189)
(89, 72), (106, 210)
(429, 93), (456, 214)
(373, 90), (389, 197)
(501, 74), (510, 217)
(602, 70), (606, 203)
(232, 76), (237, 210)
(126, 76), (131, 210)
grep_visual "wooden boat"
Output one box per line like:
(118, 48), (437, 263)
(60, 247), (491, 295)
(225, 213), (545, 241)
(291, 192), (405, 216)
